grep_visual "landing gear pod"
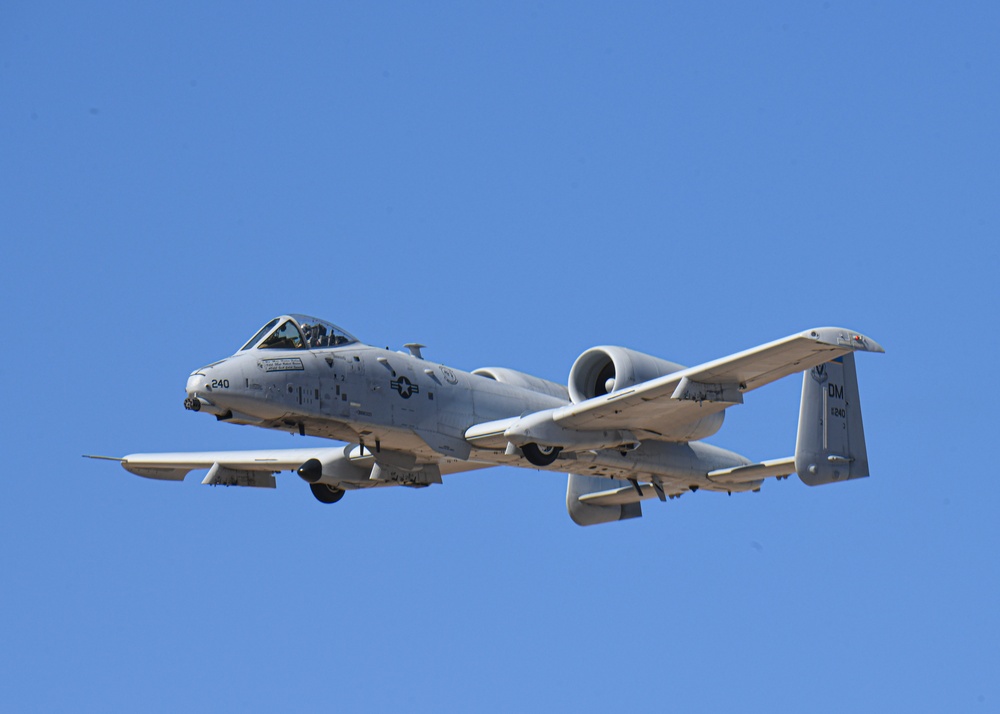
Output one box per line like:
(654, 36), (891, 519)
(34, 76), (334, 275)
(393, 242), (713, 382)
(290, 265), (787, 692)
(295, 448), (368, 486)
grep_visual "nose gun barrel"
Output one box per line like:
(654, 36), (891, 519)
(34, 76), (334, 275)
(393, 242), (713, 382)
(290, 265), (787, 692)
(185, 365), (231, 417)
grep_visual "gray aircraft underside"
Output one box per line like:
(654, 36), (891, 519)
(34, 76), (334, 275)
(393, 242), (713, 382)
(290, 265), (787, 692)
(88, 314), (884, 525)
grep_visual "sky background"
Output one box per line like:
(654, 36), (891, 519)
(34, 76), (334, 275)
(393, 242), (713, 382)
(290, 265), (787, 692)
(2, 2), (998, 711)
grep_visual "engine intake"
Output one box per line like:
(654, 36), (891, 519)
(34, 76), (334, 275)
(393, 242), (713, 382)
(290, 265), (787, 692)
(568, 345), (726, 441)
(569, 346), (686, 403)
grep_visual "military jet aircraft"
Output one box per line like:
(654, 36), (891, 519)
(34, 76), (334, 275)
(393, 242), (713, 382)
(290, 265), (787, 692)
(88, 315), (883, 525)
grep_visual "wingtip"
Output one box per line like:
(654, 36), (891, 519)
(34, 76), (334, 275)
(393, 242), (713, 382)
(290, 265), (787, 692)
(804, 327), (885, 354)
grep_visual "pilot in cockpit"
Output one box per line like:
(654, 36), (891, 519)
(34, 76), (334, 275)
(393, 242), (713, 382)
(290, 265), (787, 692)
(259, 320), (303, 350)
(301, 322), (329, 348)
(240, 315), (357, 352)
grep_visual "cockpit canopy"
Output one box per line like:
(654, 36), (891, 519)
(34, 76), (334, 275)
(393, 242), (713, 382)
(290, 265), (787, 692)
(239, 314), (358, 352)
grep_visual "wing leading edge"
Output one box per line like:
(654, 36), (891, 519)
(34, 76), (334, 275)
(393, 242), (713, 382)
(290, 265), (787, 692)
(552, 327), (883, 436)
(86, 448), (345, 481)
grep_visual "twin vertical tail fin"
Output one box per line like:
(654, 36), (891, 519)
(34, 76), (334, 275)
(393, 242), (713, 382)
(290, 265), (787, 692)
(795, 352), (870, 486)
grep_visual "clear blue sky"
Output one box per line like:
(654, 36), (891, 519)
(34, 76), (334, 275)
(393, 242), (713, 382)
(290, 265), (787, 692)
(2, 2), (997, 711)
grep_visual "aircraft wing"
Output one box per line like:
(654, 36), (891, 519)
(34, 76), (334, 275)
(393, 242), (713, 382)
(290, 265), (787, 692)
(553, 327), (883, 435)
(87, 445), (490, 489)
(86, 448), (344, 484)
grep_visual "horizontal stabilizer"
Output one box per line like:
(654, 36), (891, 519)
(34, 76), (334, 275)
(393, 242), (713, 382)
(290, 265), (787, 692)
(578, 483), (661, 507)
(707, 457), (796, 486)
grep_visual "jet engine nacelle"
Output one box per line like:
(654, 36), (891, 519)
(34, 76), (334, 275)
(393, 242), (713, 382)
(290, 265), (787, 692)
(568, 346), (726, 441)
(569, 346), (686, 403)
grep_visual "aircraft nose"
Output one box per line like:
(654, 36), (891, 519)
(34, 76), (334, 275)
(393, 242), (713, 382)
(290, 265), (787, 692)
(184, 358), (243, 416)
(183, 358), (248, 417)
(184, 369), (209, 411)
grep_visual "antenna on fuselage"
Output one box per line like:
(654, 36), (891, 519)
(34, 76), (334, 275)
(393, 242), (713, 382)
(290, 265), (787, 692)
(404, 343), (426, 359)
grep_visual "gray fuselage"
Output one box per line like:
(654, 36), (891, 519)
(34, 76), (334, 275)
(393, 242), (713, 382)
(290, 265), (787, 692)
(184, 322), (752, 493)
